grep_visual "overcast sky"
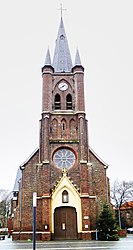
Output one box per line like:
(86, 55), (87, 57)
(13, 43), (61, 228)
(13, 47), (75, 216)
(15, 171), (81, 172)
(0, 0), (133, 191)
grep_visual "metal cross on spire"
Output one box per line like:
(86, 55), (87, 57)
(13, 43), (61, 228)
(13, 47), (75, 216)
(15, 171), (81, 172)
(58, 3), (67, 17)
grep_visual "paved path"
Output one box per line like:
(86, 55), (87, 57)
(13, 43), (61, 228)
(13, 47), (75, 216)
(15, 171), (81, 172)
(0, 235), (133, 250)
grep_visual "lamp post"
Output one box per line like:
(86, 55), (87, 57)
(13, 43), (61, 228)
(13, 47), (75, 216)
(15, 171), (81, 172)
(118, 205), (122, 229)
(33, 192), (37, 250)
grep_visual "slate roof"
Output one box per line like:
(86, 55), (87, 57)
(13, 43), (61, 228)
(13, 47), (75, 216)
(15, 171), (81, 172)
(52, 17), (73, 72)
(74, 48), (82, 66)
(44, 47), (52, 65)
(13, 168), (22, 192)
(43, 17), (83, 72)
(13, 148), (38, 192)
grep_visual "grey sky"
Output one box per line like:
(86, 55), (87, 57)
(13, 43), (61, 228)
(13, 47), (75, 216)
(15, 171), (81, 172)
(0, 0), (133, 191)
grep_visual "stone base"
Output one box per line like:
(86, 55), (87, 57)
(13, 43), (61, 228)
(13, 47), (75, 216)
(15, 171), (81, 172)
(12, 231), (51, 241)
(82, 231), (92, 240)
(12, 231), (93, 241)
(41, 232), (51, 241)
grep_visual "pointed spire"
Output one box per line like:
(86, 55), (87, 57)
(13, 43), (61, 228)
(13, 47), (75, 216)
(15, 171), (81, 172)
(52, 17), (73, 72)
(72, 48), (84, 73)
(44, 47), (52, 65)
(74, 48), (82, 66)
(42, 47), (54, 74)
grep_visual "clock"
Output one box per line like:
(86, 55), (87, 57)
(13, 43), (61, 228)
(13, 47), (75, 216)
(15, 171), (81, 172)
(53, 148), (75, 168)
(58, 82), (68, 91)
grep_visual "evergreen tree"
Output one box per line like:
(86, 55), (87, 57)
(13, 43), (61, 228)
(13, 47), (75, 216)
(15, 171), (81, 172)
(97, 203), (118, 240)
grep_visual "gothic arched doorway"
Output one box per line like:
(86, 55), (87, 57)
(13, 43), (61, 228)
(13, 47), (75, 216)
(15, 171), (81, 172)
(54, 206), (78, 240)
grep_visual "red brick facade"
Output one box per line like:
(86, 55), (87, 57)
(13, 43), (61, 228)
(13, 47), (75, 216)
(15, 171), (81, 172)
(118, 201), (133, 228)
(12, 17), (110, 241)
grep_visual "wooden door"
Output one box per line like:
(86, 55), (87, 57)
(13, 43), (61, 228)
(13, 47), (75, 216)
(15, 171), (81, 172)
(54, 206), (77, 240)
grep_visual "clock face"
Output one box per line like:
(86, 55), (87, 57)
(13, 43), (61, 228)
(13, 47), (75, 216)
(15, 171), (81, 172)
(53, 148), (75, 169)
(58, 82), (68, 91)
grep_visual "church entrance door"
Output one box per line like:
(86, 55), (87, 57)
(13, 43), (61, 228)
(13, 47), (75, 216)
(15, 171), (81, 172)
(54, 206), (78, 240)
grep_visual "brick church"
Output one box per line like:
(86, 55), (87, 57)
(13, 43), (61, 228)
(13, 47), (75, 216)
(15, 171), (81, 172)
(12, 15), (110, 241)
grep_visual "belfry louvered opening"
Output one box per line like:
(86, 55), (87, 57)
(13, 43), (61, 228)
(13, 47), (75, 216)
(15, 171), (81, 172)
(55, 94), (61, 109)
(66, 94), (72, 110)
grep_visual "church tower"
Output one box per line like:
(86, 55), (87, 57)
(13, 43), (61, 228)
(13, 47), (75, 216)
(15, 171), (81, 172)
(12, 15), (109, 241)
(40, 16), (90, 240)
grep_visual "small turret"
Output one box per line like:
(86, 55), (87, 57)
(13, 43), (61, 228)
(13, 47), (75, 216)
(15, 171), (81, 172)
(42, 47), (54, 74)
(72, 48), (84, 72)
(44, 47), (52, 65)
(74, 48), (82, 66)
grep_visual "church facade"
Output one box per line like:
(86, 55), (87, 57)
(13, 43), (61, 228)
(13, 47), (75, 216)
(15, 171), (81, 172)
(12, 16), (110, 241)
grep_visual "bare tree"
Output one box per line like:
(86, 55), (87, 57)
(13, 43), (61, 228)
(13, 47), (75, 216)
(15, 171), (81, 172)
(0, 189), (11, 228)
(0, 189), (10, 202)
(111, 180), (133, 228)
(111, 180), (133, 207)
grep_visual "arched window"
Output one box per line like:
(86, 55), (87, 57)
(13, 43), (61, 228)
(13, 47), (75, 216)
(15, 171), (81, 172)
(66, 94), (72, 110)
(63, 123), (65, 130)
(62, 190), (69, 203)
(61, 119), (66, 131)
(55, 94), (61, 109)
